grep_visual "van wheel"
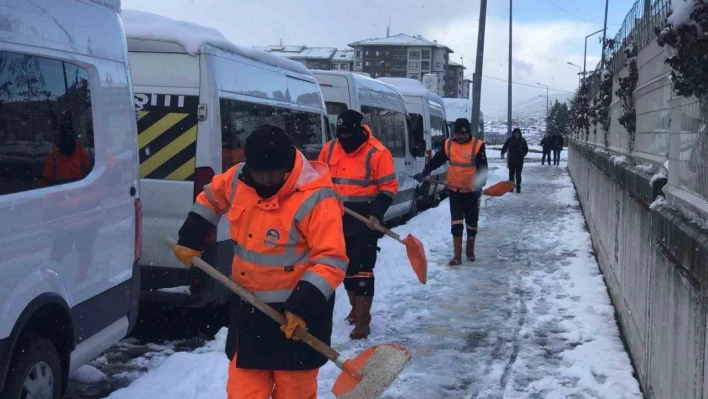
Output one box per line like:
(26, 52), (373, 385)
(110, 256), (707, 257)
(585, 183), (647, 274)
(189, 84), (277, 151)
(4, 336), (62, 399)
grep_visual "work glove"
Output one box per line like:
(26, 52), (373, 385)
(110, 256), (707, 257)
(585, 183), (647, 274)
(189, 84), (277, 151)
(280, 310), (306, 340)
(366, 215), (382, 231)
(413, 172), (427, 182)
(173, 245), (202, 267)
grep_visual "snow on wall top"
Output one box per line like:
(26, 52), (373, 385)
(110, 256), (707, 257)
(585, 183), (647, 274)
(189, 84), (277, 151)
(378, 77), (443, 104)
(89, 0), (120, 12)
(667, 0), (695, 27)
(122, 10), (310, 75)
(443, 98), (472, 122)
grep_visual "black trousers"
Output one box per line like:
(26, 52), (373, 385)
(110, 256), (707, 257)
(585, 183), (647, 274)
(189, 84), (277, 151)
(542, 150), (552, 165)
(449, 190), (481, 237)
(343, 235), (378, 297)
(508, 162), (523, 188)
(553, 149), (561, 165)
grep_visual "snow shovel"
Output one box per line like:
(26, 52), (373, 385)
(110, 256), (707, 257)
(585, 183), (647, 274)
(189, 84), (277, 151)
(166, 238), (412, 399)
(421, 177), (515, 197)
(343, 207), (427, 285)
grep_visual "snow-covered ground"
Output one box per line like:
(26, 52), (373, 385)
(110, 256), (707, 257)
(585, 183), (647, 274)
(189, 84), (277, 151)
(102, 160), (640, 399)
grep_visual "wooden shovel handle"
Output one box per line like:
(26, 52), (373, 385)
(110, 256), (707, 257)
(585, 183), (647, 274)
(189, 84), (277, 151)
(343, 207), (404, 243)
(422, 177), (468, 192)
(166, 239), (341, 363)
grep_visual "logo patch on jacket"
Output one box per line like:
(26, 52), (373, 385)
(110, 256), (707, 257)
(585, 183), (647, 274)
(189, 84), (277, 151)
(265, 229), (280, 248)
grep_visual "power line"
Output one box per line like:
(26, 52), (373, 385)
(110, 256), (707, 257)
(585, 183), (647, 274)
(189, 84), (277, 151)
(471, 74), (575, 94)
(541, 0), (619, 26)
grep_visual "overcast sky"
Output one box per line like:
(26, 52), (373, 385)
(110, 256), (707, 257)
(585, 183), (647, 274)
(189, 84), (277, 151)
(121, 0), (636, 117)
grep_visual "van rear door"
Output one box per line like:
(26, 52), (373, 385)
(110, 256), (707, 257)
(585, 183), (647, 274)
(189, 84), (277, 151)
(129, 51), (200, 270)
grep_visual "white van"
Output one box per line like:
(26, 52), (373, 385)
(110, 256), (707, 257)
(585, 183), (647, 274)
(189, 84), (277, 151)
(0, 1), (140, 397)
(379, 78), (449, 207)
(312, 71), (421, 220)
(123, 11), (330, 312)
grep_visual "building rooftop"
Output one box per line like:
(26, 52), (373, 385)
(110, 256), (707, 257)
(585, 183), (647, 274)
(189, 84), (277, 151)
(348, 33), (453, 52)
(448, 61), (467, 69)
(333, 49), (355, 61)
(253, 45), (338, 60)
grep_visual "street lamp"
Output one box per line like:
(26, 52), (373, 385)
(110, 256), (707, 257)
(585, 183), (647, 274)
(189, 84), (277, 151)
(583, 28), (606, 78)
(567, 62), (581, 89)
(537, 82), (549, 129)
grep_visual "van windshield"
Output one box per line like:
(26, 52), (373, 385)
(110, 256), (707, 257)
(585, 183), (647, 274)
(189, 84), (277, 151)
(220, 98), (324, 171)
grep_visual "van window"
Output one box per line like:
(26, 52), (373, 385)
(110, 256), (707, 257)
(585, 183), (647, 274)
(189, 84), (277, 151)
(325, 102), (348, 137)
(360, 105), (406, 158)
(0, 51), (94, 195)
(409, 113), (425, 157)
(220, 98), (324, 170)
(431, 115), (447, 150)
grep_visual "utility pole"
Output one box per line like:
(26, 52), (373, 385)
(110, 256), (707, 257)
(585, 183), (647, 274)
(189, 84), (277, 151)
(600, 0), (610, 69)
(470, 0), (487, 138)
(507, 0), (512, 138)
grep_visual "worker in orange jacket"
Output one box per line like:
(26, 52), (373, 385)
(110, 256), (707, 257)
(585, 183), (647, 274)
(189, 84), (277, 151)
(173, 125), (348, 399)
(415, 118), (488, 265)
(319, 110), (398, 340)
(40, 117), (91, 187)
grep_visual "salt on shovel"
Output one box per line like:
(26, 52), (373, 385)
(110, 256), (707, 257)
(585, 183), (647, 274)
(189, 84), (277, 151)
(166, 238), (412, 398)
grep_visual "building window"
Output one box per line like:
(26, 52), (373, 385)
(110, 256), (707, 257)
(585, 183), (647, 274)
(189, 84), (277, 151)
(409, 73), (420, 80)
(374, 72), (380, 78)
(385, 51), (390, 56)
(365, 50), (370, 56)
(365, 61), (371, 67)
(421, 61), (430, 70)
(460, 71), (464, 78)
(422, 50), (430, 59)
(320, 63), (328, 69)
(376, 51), (380, 56)
(385, 72), (392, 76)
(436, 62), (442, 68)
(409, 51), (421, 60)
(409, 62), (420, 70)
(331, 64), (339, 70)
(356, 61), (362, 69)
(0, 50), (95, 195)
(308, 62), (319, 69)
(356, 50), (361, 58)
(220, 98), (324, 163)
(341, 64), (349, 70)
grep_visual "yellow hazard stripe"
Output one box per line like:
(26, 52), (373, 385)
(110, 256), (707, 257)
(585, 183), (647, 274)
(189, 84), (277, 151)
(165, 157), (196, 180)
(138, 111), (149, 120)
(139, 126), (197, 177)
(138, 113), (188, 150)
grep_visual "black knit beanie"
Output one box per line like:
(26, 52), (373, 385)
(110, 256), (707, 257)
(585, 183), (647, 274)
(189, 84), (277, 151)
(244, 124), (296, 171)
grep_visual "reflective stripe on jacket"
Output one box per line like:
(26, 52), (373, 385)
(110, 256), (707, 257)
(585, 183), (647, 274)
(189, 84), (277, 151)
(444, 137), (484, 192)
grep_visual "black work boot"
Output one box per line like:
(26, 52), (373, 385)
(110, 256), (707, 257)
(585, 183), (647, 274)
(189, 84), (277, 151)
(466, 237), (476, 262)
(345, 290), (356, 325)
(449, 236), (463, 266)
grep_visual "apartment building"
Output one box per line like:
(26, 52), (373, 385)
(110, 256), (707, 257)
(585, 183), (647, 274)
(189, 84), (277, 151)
(347, 33), (454, 98)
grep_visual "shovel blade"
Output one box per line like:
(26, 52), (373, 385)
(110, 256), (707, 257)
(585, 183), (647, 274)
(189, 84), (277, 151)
(483, 180), (516, 197)
(332, 344), (412, 398)
(403, 234), (427, 284)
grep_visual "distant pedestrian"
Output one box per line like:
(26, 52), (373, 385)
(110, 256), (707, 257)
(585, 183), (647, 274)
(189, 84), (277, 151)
(501, 128), (529, 193)
(540, 134), (553, 166)
(553, 134), (564, 165)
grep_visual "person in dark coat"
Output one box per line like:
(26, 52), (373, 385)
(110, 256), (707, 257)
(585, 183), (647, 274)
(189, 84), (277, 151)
(501, 128), (529, 193)
(553, 134), (564, 165)
(540, 134), (553, 166)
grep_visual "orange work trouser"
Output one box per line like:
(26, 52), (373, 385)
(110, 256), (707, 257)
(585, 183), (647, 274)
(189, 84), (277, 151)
(226, 356), (319, 399)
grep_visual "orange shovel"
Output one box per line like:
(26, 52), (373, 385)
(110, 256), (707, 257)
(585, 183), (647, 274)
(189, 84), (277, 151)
(166, 238), (411, 398)
(344, 207), (427, 285)
(422, 177), (515, 197)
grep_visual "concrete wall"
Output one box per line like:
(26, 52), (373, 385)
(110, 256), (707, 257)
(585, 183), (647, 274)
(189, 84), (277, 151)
(568, 142), (708, 399)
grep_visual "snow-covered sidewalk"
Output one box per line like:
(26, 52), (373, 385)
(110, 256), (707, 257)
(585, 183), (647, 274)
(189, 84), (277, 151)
(107, 161), (641, 399)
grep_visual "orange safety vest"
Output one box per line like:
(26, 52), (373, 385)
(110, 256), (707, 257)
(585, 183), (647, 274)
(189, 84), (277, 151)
(444, 137), (484, 192)
(41, 142), (90, 186)
(319, 125), (399, 203)
(191, 150), (348, 304)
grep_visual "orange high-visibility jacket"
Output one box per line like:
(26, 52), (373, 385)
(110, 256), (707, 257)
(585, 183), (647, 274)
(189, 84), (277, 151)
(444, 137), (484, 192)
(41, 142), (90, 186)
(319, 125), (398, 203)
(192, 151), (348, 306)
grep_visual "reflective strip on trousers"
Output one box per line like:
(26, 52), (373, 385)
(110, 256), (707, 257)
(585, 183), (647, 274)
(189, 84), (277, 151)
(190, 202), (222, 226)
(301, 271), (334, 300)
(252, 289), (293, 303)
(313, 256), (349, 271)
(234, 243), (310, 267)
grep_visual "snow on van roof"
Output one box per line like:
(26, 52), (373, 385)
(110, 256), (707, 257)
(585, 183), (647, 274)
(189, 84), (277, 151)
(378, 78), (443, 104)
(443, 98), (472, 122)
(121, 10), (310, 75)
(89, 0), (120, 12)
